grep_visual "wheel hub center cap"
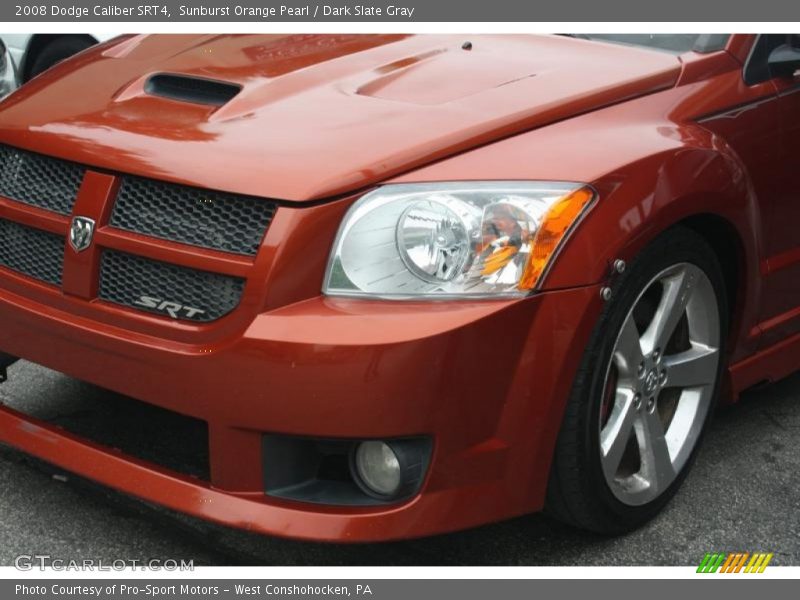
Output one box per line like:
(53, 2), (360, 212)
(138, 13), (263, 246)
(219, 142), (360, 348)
(643, 369), (659, 395)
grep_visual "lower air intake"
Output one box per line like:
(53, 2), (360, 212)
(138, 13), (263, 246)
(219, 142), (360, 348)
(98, 251), (246, 322)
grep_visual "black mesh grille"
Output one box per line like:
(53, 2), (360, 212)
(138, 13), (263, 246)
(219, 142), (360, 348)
(98, 251), (245, 322)
(110, 176), (276, 255)
(0, 144), (85, 215)
(0, 219), (65, 286)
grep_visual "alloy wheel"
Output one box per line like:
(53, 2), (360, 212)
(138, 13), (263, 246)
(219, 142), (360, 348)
(599, 262), (720, 506)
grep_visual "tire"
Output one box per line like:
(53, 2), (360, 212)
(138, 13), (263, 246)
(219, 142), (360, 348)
(546, 226), (729, 534)
(27, 37), (95, 81)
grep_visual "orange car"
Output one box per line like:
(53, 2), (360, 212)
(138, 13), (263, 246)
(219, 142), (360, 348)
(0, 34), (799, 541)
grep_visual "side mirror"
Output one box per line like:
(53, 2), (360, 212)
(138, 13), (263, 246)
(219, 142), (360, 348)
(768, 43), (800, 79)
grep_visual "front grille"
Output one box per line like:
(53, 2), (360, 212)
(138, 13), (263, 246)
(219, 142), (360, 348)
(0, 219), (65, 286)
(0, 143), (266, 325)
(0, 144), (85, 215)
(109, 176), (277, 255)
(98, 251), (246, 322)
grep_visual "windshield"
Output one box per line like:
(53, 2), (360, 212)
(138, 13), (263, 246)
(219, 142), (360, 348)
(573, 34), (730, 54)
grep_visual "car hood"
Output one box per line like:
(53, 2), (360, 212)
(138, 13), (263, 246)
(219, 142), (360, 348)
(0, 34), (681, 201)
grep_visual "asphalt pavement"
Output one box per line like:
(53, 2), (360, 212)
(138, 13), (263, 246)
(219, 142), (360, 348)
(0, 359), (798, 566)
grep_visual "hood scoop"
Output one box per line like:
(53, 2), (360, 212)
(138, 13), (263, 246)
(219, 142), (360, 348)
(144, 73), (242, 107)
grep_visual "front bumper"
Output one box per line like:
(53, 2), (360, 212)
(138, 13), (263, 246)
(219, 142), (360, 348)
(0, 283), (602, 541)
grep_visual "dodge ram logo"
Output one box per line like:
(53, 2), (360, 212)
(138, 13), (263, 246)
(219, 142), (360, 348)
(69, 216), (96, 252)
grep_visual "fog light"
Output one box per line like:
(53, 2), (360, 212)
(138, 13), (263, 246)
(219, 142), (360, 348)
(354, 441), (402, 497)
(351, 438), (431, 501)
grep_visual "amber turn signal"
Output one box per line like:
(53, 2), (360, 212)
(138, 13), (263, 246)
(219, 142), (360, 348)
(520, 186), (595, 290)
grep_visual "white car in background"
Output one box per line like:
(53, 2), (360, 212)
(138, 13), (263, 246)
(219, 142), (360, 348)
(0, 39), (16, 98)
(0, 34), (117, 96)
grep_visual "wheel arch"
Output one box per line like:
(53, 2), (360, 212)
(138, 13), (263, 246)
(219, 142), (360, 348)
(673, 212), (755, 398)
(545, 142), (764, 366)
(678, 213), (745, 330)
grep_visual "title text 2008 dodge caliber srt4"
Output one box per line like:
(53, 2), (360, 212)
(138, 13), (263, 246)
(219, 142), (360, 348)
(0, 33), (798, 541)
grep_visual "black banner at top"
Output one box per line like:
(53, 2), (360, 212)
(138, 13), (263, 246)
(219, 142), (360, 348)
(2, 0), (799, 22)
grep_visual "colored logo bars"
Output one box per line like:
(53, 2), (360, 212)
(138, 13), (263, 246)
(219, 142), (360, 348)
(697, 552), (774, 573)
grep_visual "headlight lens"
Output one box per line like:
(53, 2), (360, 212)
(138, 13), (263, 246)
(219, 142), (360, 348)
(324, 182), (594, 299)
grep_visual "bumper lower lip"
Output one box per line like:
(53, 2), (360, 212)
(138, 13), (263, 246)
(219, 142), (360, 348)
(0, 283), (603, 541)
(0, 404), (431, 543)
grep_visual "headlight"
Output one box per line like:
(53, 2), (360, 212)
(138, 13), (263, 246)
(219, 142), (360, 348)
(323, 182), (595, 299)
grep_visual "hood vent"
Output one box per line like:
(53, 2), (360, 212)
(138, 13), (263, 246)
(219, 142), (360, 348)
(144, 73), (242, 107)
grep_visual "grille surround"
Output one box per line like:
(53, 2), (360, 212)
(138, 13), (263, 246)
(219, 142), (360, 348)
(109, 176), (277, 256)
(0, 219), (65, 286)
(98, 250), (246, 323)
(0, 144), (85, 215)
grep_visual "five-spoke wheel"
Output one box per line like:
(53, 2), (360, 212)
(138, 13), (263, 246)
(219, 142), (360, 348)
(547, 227), (727, 533)
(600, 263), (720, 506)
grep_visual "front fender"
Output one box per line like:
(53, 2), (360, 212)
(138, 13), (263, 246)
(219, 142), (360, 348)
(547, 127), (760, 288)
(543, 124), (762, 362)
(391, 105), (763, 362)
